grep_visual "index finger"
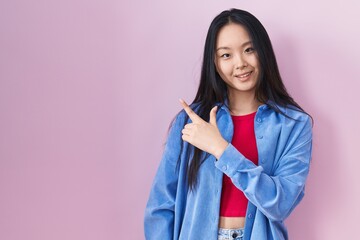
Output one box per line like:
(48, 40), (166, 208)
(179, 98), (202, 123)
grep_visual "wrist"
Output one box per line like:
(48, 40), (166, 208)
(213, 139), (229, 160)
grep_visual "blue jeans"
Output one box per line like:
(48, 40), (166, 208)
(218, 227), (244, 240)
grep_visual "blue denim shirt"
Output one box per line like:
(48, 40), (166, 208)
(144, 99), (313, 240)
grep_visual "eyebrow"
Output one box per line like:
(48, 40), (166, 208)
(216, 41), (252, 51)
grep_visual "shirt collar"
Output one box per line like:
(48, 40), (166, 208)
(216, 97), (272, 113)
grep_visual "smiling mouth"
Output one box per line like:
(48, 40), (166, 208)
(235, 71), (252, 80)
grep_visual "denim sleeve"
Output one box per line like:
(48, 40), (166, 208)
(144, 112), (184, 239)
(215, 115), (313, 221)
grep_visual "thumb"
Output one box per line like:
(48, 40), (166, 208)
(209, 106), (218, 126)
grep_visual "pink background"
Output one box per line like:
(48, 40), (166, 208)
(1, 0), (359, 239)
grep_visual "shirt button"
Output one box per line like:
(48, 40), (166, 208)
(222, 165), (227, 171)
(257, 135), (263, 139)
(256, 118), (262, 123)
(248, 213), (253, 218)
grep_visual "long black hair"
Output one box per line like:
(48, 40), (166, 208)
(165, 8), (313, 191)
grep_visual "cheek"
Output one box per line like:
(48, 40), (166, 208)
(217, 61), (232, 75)
(248, 56), (260, 69)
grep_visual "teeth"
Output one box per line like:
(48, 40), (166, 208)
(238, 72), (251, 78)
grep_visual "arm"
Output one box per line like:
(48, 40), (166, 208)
(144, 112), (184, 239)
(215, 116), (313, 221)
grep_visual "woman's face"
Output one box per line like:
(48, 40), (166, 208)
(214, 23), (260, 96)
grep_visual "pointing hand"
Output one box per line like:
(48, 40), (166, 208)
(179, 98), (228, 159)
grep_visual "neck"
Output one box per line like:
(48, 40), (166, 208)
(228, 91), (262, 116)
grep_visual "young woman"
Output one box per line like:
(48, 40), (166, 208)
(144, 8), (313, 240)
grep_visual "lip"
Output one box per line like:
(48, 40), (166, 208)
(235, 71), (253, 81)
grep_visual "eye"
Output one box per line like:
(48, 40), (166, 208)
(220, 53), (230, 59)
(245, 47), (254, 53)
(245, 47), (255, 53)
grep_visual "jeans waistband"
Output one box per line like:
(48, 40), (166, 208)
(218, 227), (244, 240)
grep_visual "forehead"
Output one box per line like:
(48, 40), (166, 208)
(216, 23), (251, 46)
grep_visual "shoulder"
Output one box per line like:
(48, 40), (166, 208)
(269, 102), (311, 124)
(265, 102), (313, 140)
(273, 104), (313, 141)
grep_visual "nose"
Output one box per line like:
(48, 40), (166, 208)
(235, 53), (248, 69)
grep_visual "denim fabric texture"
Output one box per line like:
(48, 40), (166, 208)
(218, 227), (244, 240)
(144, 97), (313, 240)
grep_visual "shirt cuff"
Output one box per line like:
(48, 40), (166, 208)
(214, 142), (247, 177)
